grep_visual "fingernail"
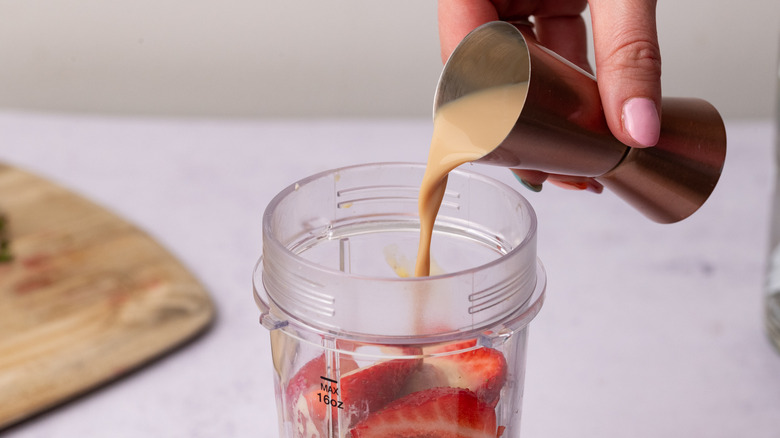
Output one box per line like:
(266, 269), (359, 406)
(513, 172), (542, 192)
(622, 98), (660, 147)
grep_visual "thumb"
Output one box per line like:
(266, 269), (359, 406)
(589, 0), (662, 147)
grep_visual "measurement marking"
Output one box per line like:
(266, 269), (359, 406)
(319, 376), (338, 384)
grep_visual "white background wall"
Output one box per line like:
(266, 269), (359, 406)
(1, 0), (778, 119)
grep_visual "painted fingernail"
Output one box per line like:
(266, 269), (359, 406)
(622, 97), (660, 147)
(513, 172), (543, 192)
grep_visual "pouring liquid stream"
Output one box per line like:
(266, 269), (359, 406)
(415, 82), (528, 277)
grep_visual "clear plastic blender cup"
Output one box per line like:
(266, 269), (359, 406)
(253, 163), (545, 437)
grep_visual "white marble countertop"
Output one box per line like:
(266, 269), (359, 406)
(2, 112), (779, 437)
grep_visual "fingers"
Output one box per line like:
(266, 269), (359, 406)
(438, 0), (499, 63)
(534, 14), (591, 72)
(511, 169), (604, 193)
(438, 0), (592, 71)
(589, 0), (662, 147)
(546, 177), (604, 193)
(511, 169), (548, 192)
(526, 0), (591, 71)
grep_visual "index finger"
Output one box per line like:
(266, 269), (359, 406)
(438, 0), (499, 62)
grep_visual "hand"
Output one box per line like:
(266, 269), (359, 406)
(439, 0), (662, 193)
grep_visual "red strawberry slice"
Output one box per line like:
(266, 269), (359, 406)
(425, 339), (479, 355)
(349, 387), (497, 438)
(287, 353), (423, 433)
(339, 357), (422, 426)
(426, 347), (507, 407)
(285, 353), (359, 437)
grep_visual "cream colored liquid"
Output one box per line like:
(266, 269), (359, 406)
(415, 82), (528, 277)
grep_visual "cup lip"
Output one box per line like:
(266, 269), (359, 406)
(255, 162), (543, 342)
(260, 161), (538, 284)
(434, 21), (532, 117)
(253, 257), (546, 347)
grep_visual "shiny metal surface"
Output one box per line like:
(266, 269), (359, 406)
(597, 98), (727, 223)
(435, 21), (727, 223)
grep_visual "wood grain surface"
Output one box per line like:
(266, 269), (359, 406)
(0, 164), (215, 429)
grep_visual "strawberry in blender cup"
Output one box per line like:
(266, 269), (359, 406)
(284, 353), (359, 437)
(286, 342), (509, 437)
(347, 343), (508, 437)
(349, 387), (498, 438)
(285, 349), (422, 436)
(408, 344), (508, 408)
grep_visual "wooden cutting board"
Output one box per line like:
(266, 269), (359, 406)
(0, 164), (215, 429)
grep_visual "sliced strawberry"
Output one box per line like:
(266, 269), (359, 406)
(340, 357), (422, 426)
(426, 347), (507, 407)
(285, 352), (359, 406)
(286, 353), (423, 433)
(424, 339), (478, 355)
(284, 353), (359, 437)
(349, 387), (497, 438)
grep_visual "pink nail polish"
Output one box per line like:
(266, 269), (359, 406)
(622, 98), (661, 147)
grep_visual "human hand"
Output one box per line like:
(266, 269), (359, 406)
(438, 0), (662, 193)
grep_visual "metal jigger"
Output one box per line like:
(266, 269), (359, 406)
(435, 21), (727, 224)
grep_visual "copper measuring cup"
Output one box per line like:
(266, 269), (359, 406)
(435, 21), (727, 224)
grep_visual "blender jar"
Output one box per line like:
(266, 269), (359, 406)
(253, 163), (545, 437)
